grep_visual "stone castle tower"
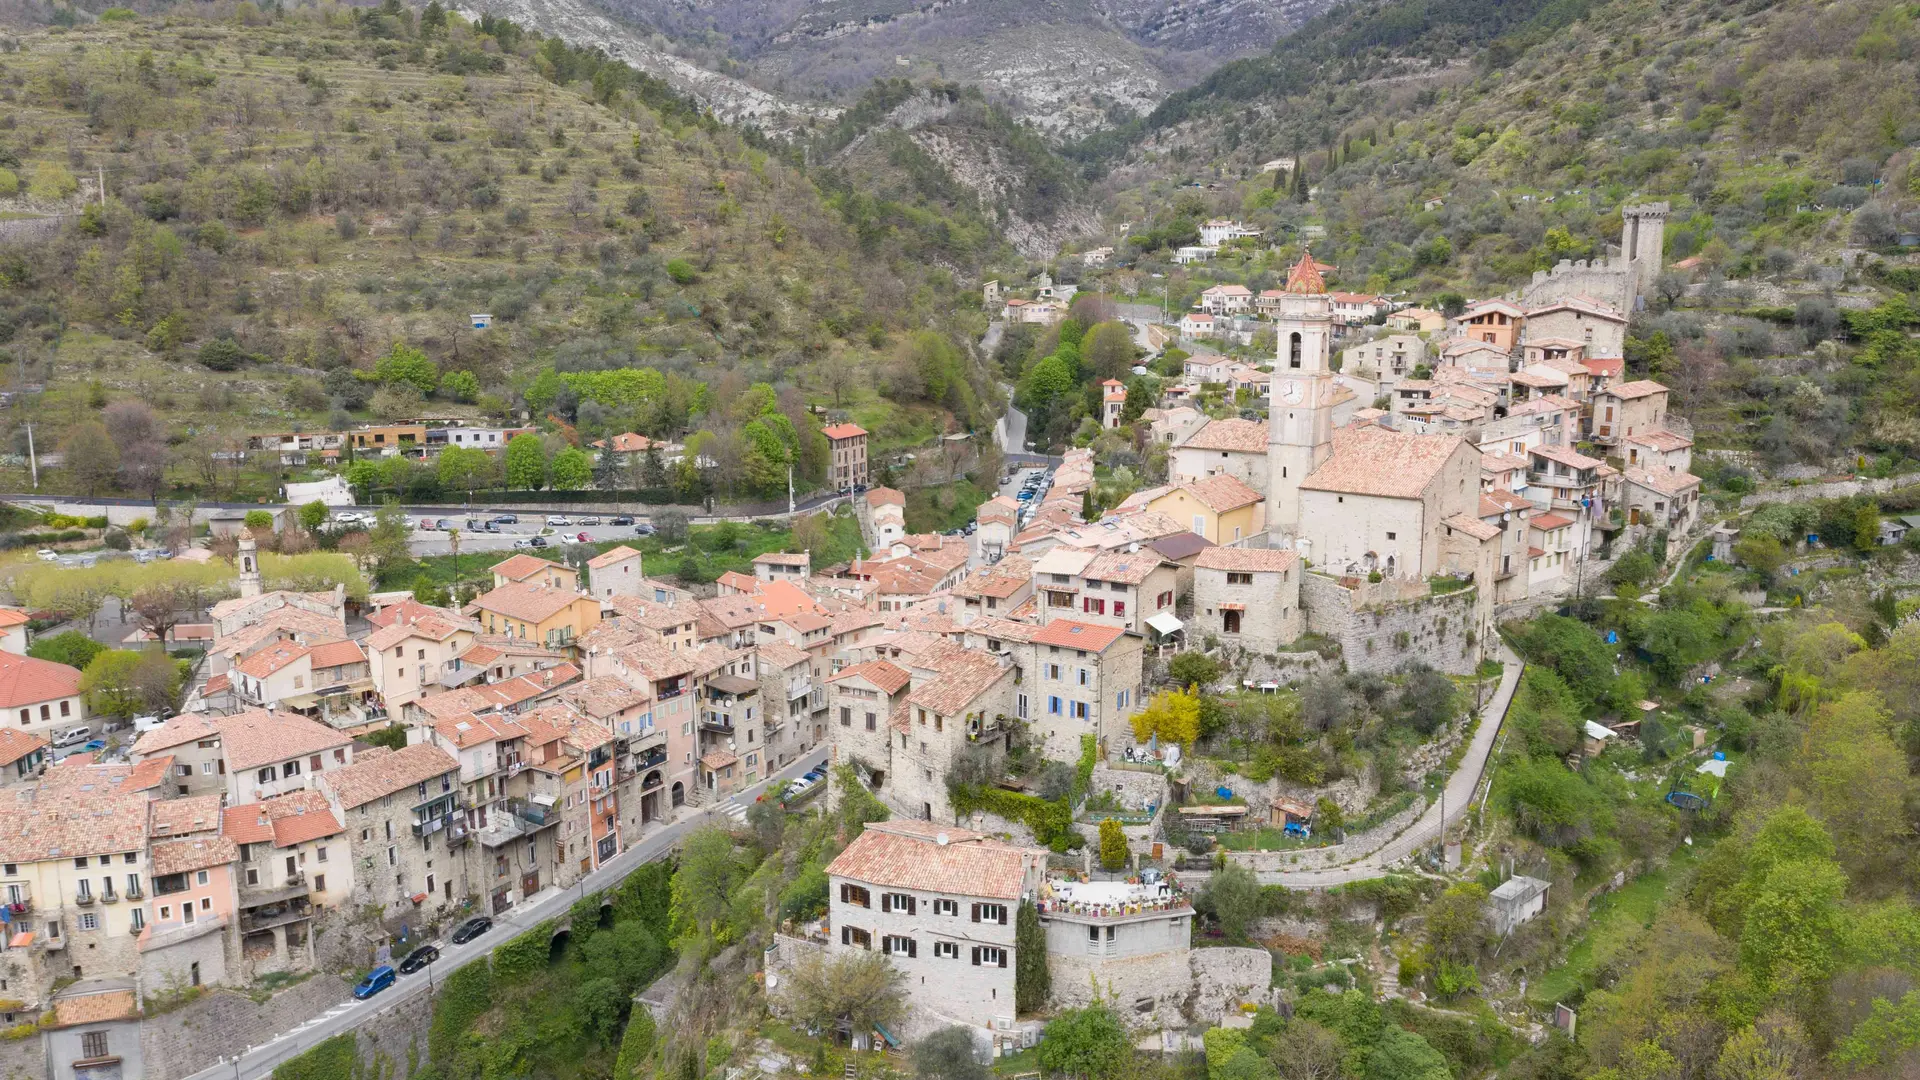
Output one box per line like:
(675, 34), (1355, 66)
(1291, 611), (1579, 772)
(1266, 251), (1336, 541)
(1620, 202), (1669, 310)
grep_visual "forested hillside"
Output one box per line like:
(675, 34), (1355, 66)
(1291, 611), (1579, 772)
(0, 3), (998, 503)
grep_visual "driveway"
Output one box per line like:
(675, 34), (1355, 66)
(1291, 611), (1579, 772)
(182, 752), (829, 1080)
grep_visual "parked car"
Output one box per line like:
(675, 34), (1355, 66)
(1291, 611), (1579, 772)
(574, 532), (592, 543)
(450, 916), (492, 944)
(80, 740), (106, 753)
(633, 523), (656, 536)
(512, 537), (550, 550)
(545, 515), (572, 527)
(353, 966), (396, 1000)
(578, 516), (602, 526)
(610, 516), (634, 526)
(418, 519), (437, 530)
(492, 514), (520, 525)
(35, 549), (57, 561)
(466, 519), (484, 530)
(437, 518), (457, 530)
(52, 726), (92, 749)
(482, 522), (500, 532)
(397, 945), (439, 975)
(334, 512), (367, 526)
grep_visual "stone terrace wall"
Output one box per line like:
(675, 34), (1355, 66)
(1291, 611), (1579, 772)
(1301, 575), (1480, 675)
(142, 975), (353, 1080)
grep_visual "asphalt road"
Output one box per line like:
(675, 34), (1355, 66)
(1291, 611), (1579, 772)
(373, 511), (658, 557)
(186, 752), (829, 1080)
(1184, 647), (1525, 889)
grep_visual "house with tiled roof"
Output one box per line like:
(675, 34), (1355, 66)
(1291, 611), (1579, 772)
(0, 607), (27, 656)
(824, 820), (1046, 1027)
(145, 823), (242, 990)
(1590, 380), (1671, 446)
(316, 743), (467, 916)
(0, 728), (47, 785)
(231, 638), (371, 726)
(975, 495), (1021, 559)
(469, 583), (601, 653)
(1526, 511), (1579, 589)
(0, 651), (84, 740)
(862, 487), (906, 549)
(952, 556), (1034, 623)
(488, 554), (580, 592)
(1527, 444), (1606, 559)
(0, 782), (154, 994)
(367, 607), (483, 712)
(1172, 418), (1269, 490)
(1524, 296), (1627, 359)
(1622, 426), (1694, 475)
(1297, 425), (1484, 580)
(1193, 547), (1303, 654)
(586, 546), (646, 601)
(826, 659), (913, 782)
(1621, 466), (1703, 533)
(589, 431), (658, 455)
(1116, 475), (1267, 548)
(837, 640), (1019, 824)
(207, 605), (350, 678)
(223, 789), (349, 972)
(823, 423), (870, 489)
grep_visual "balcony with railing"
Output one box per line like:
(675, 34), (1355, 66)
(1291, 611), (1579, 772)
(2, 885), (30, 918)
(239, 871), (311, 908)
(476, 797), (558, 848)
(240, 897), (314, 934)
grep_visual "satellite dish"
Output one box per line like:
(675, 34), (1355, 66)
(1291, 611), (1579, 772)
(936, 832), (950, 846)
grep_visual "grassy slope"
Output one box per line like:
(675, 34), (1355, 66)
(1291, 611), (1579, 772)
(0, 11), (986, 498)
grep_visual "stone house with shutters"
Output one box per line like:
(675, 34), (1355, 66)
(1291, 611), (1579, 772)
(822, 820), (1045, 1029)
(1192, 548), (1302, 654)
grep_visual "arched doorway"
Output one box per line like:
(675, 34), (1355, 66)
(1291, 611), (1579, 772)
(671, 781), (685, 807)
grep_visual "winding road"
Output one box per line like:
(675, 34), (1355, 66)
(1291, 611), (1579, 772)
(1192, 646), (1525, 889)
(183, 753), (828, 1080)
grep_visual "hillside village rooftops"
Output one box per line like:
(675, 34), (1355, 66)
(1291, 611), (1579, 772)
(1623, 427), (1694, 452)
(0, 784), (152, 862)
(151, 834), (240, 876)
(967, 617), (1043, 644)
(413, 664), (580, 720)
(828, 659), (912, 695)
(0, 729), (46, 768)
(825, 820), (1037, 900)
(1030, 620), (1128, 652)
(471, 583), (590, 624)
(1081, 551), (1166, 586)
(224, 790), (343, 847)
(822, 423), (869, 440)
(587, 546), (644, 569)
(905, 645), (1009, 715)
(1624, 467), (1702, 497)
(1184, 474), (1264, 512)
(1300, 426), (1468, 500)
(149, 794), (226, 837)
(1443, 513), (1503, 541)
(1530, 444), (1605, 470)
(489, 554), (566, 582)
(0, 651), (82, 707)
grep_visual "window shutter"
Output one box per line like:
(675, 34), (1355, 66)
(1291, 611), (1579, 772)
(907, 939), (917, 958)
(881, 894), (891, 914)
(998, 949), (1008, 968)
(882, 937), (892, 955)
(841, 926), (850, 946)
(971, 903), (981, 923)
(998, 906), (1008, 926)
(971, 946), (981, 966)
(839, 883), (848, 904)
(907, 897), (917, 916)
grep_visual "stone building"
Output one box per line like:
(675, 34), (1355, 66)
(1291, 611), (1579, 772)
(1191, 548), (1302, 654)
(316, 743), (469, 921)
(822, 821), (1044, 1029)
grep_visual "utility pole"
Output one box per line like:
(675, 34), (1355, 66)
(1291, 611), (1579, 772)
(26, 423), (37, 490)
(96, 164), (105, 206)
(787, 464), (795, 517)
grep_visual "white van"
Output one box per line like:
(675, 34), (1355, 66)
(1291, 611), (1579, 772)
(52, 726), (93, 748)
(133, 715), (167, 734)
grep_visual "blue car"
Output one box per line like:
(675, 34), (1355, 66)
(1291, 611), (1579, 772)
(1016, 491), (1034, 501)
(353, 966), (396, 1000)
(81, 740), (106, 752)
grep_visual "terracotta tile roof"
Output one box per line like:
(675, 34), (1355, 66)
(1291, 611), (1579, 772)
(132, 713), (221, 756)
(1582, 357), (1625, 376)
(52, 990), (139, 1028)
(235, 641), (308, 680)
(560, 676), (652, 718)
(211, 610), (349, 662)
(1527, 297), (1626, 321)
(149, 794), (227, 837)
(1150, 532), (1214, 561)
(604, 595), (700, 634)
(906, 643), (1009, 715)
(590, 432), (654, 452)
(1461, 298), (1525, 317)
(954, 556), (1032, 600)
(0, 608), (27, 628)
(472, 582), (592, 624)
(700, 750), (739, 771)
(755, 641), (812, 670)
(209, 590), (342, 623)
(1601, 379), (1669, 400)
(414, 663), (580, 720)
(0, 728), (46, 768)
(150, 834), (239, 876)
(322, 743), (460, 809)
(224, 790), (343, 847)
(1185, 474), (1264, 513)
(1181, 418), (1268, 454)
(1300, 426), (1469, 499)
(489, 554), (567, 582)
(977, 496), (1019, 526)
(866, 487), (905, 508)
(1624, 467), (1701, 497)
(1510, 368), (1568, 388)
(365, 598), (450, 630)
(1081, 550), (1166, 586)
(830, 609), (887, 637)
(217, 709), (352, 772)
(307, 639), (365, 670)
(829, 659), (913, 695)
(43, 754), (173, 795)
(1530, 443), (1604, 470)
(825, 821), (1036, 900)
(1623, 427), (1693, 452)
(457, 637), (566, 668)
(1443, 513), (1503, 542)
(0, 651), (82, 707)
(587, 546), (644, 570)
(822, 423), (869, 440)
(1480, 452), (1533, 474)
(365, 611), (476, 652)
(1481, 491), (1532, 516)
(967, 617), (1042, 643)
(1529, 512), (1576, 531)
(1284, 251), (1326, 295)
(0, 784), (150, 862)
(1030, 620), (1128, 652)
(1194, 547), (1299, 573)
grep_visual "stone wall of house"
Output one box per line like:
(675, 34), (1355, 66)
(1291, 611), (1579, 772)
(1510, 258), (1629, 311)
(140, 974), (352, 1080)
(1236, 650), (1334, 687)
(1048, 946), (1267, 1030)
(1301, 575), (1481, 675)
(0, 1030), (42, 1080)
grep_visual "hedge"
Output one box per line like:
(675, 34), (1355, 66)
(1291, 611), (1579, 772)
(272, 1033), (358, 1080)
(490, 920), (554, 982)
(0, 529), (88, 549)
(950, 784), (1074, 850)
(363, 487), (688, 507)
(1070, 734), (1096, 805)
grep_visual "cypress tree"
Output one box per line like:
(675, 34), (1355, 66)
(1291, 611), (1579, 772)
(1015, 901), (1050, 1013)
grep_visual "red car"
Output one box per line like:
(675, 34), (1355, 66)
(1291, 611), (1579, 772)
(575, 532), (592, 543)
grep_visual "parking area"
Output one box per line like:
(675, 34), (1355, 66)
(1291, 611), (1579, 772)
(1002, 465), (1054, 530)
(328, 510), (660, 556)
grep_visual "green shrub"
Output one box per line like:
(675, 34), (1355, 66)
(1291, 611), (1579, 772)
(665, 259), (697, 285)
(270, 1033), (357, 1080)
(490, 921), (553, 982)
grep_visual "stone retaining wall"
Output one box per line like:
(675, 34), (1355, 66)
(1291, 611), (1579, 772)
(1222, 797), (1428, 873)
(1301, 575), (1480, 675)
(141, 974), (352, 1080)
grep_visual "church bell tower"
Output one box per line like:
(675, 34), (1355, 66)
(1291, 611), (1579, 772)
(1268, 250), (1336, 540)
